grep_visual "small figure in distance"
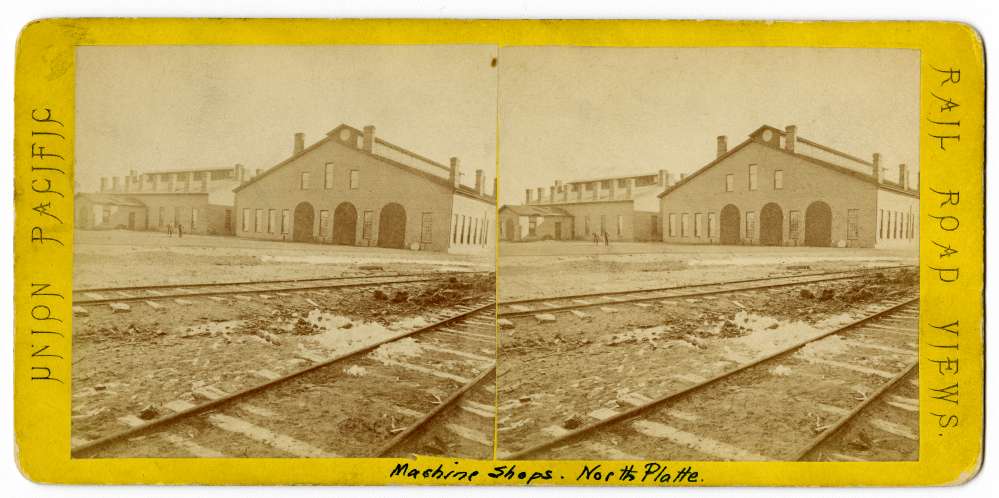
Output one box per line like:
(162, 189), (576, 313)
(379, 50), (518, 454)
(166, 223), (173, 237)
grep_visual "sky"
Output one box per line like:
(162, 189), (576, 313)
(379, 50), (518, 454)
(76, 45), (498, 192)
(498, 47), (920, 205)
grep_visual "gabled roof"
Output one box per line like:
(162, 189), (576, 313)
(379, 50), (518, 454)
(659, 126), (918, 199)
(499, 204), (572, 217)
(233, 124), (495, 203)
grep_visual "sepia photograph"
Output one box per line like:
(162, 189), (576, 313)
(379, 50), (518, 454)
(69, 45), (498, 458)
(496, 47), (920, 461)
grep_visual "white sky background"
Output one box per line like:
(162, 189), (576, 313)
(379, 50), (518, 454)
(498, 47), (920, 205)
(76, 45), (498, 192)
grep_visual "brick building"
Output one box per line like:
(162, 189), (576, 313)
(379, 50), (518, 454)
(75, 166), (242, 235)
(500, 171), (670, 242)
(658, 124), (919, 249)
(232, 124), (495, 255)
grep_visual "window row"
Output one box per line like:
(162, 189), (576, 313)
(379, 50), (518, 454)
(667, 212), (718, 238)
(154, 206), (200, 230)
(452, 213), (490, 247)
(879, 208), (916, 240)
(581, 214), (625, 237)
(301, 164), (360, 190)
(725, 166), (783, 192)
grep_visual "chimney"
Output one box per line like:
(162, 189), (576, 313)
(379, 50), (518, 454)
(626, 178), (635, 198)
(201, 175), (209, 192)
(184, 174), (192, 192)
(657, 169), (669, 186)
(680, 173), (688, 181)
(561, 182), (569, 202)
(135, 174), (144, 192)
(872, 153), (882, 182)
(475, 169), (484, 194)
(525, 188), (533, 204)
(362, 125), (375, 152)
(537, 187), (545, 203)
(784, 125), (797, 152)
(609, 178), (618, 199)
(150, 174), (159, 192)
(576, 184), (583, 201)
(234, 164), (246, 183)
(591, 182), (599, 200)
(294, 132), (305, 155)
(112, 176), (120, 192)
(717, 135), (728, 158)
(898, 164), (909, 189)
(449, 157), (461, 188)
(100, 177), (108, 192)
(168, 173), (176, 192)
(549, 186), (556, 202)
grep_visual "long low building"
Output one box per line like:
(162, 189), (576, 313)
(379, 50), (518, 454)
(658, 124), (918, 249)
(232, 124), (495, 255)
(500, 171), (670, 242)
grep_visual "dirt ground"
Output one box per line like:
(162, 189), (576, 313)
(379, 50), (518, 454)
(72, 231), (495, 446)
(496, 267), (918, 457)
(74, 229), (493, 288)
(498, 241), (917, 300)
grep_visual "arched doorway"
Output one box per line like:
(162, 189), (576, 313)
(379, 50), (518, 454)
(292, 201), (315, 242)
(720, 204), (741, 245)
(377, 203), (406, 249)
(505, 218), (517, 241)
(760, 203), (783, 246)
(805, 201), (833, 247)
(332, 202), (357, 245)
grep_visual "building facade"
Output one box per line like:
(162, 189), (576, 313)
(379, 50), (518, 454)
(232, 124), (495, 255)
(658, 125), (919, 249)
(75, 165), (241, 235)
(501, 171), (669, 242)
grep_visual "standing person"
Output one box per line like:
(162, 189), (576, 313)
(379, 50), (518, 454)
(592, 232), (599, 245)
(166, 223), (173, 237)
(603, 230), (609, 246)
(177, 224), (183, 238)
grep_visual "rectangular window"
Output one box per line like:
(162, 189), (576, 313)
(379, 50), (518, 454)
(349, 170), (360, 189)
(707, 212), (716, 238)
(191, 208), (199, 231)
(483, 218), (489, 244)
(159, 207), (166, 228)
(421, 213), (433, 244)
(600, 215), (607, 235)
(452, 215), (459, 243)
(846, 209), (859, 240)
(616, 215), (623, 236)
(319, 210), (330, 238)
(362, 211), (373, 240)
(651, 215), (659, 236)
(101, 207), (111, 224)
(255, 209), (264, 233)
(668, 213), (677, 237)
(774, 170), (784, 190)
(281, 209), (291, 234)
(528, 216), (536, 237)
(241, 208), (250, 232)
(268, 209), (277, 233)
(725, 174), (734, 192)
(472, 218), (479, 244)
(879, 209), (884, 239)
(300, 172), (310, 189)
(324, 163), (334, 189)
(694, 213), (704, 238)
(789, 210), (802, 241)
(681, 213), (690, 237)
(748, 164), (758, 191)
(745, 211), (757, 241)
(584, 216), (590, 235)
(224, 209), (232, 232)
(174, 207), (183, 228)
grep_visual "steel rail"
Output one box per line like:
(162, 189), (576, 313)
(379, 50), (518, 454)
(791, 361), (918, 461)
(504, 298), (919, 460)
(75, 270), (491, 293)
(75, 276), (453, 305)
(375, 366), (496, 457)
(497, 265), (912, 308)
(498, 270), (910, 318)
(72, 300), (496, 458)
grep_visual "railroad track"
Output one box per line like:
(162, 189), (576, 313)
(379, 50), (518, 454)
(497, 265), (914, 319)
(72, 270), (490, 308)
(500, 298), (919, 461)
(72, 300), (497, 459)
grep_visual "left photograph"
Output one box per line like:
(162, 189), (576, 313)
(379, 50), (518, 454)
(70, 45), (498, 458)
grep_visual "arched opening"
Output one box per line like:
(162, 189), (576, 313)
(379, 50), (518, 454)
(332, 202), (357, 245)
(720, 204), (741, 245)
(505, 218), (517, 241)
(760, 203), (783, 246)
(377, 203), (406, 249)
(805, 201), (833, 247)
(292, 201), (315, 242)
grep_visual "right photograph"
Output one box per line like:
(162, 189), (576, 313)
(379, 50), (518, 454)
(496, 47), (920, 462)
